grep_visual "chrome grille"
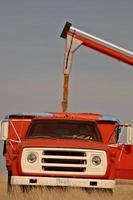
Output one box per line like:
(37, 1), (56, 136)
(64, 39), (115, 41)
(41, 149), (88, 173)
(21, 148), (107, 176)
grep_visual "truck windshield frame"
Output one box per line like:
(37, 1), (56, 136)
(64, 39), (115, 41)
(26, 119), (102, 142)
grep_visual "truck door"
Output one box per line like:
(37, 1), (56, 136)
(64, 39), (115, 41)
(109, 125), (133, 179)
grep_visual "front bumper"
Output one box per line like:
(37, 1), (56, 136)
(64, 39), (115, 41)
(11, 176), (115, 189)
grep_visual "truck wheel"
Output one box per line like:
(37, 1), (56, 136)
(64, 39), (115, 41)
(97, 188), (113, 196)
(85, 188), (113, 196)
(104, 189), (113, 196)
(20, 185), (27, 192)
(7, 171), (12, 193)
(20, 185), (32, 192)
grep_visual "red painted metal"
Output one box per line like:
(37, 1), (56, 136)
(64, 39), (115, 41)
(5, 113), (113, 180)
(4, 113), (133, 182)
(68, 32), (133, 66)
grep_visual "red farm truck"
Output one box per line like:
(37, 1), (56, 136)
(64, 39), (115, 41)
(0, 112), (133, 192)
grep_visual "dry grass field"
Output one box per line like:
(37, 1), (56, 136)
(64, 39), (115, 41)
(0, 175), (133, 200)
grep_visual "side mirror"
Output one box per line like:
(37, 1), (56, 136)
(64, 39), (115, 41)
(127, 125), (133, 145)
(118, 124), (133, 145)
(0, 120), (9, 141)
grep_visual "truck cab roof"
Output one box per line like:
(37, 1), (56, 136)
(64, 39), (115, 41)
(4, 112), (120, 123)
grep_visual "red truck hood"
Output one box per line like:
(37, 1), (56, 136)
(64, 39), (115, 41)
(16, 138), (111, 179)
(21, 138), (107, 151)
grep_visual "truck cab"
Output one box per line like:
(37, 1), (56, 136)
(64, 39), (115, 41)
(0, 112), (118, 191)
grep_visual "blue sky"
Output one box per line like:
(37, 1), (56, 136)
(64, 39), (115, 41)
(0, 0), (133, 172)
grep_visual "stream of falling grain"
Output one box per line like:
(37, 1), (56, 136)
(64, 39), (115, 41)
(61, 74), (69, 113)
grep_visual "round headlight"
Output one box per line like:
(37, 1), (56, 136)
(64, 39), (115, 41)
(92, 155), (101, 166)
(27, 153), (37, 163)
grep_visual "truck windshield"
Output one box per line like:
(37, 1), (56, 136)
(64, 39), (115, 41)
(26, 120), (102, 142)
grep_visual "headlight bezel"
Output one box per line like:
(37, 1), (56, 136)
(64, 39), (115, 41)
(27, 152), (37, 164)
(91, 155), (102, 166)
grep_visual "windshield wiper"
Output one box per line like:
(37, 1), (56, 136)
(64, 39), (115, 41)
(29, 136), (57, 139)
(72, 135), (94, 140)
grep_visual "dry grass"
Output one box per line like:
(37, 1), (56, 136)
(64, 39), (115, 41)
(0, 175), (133, 200)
